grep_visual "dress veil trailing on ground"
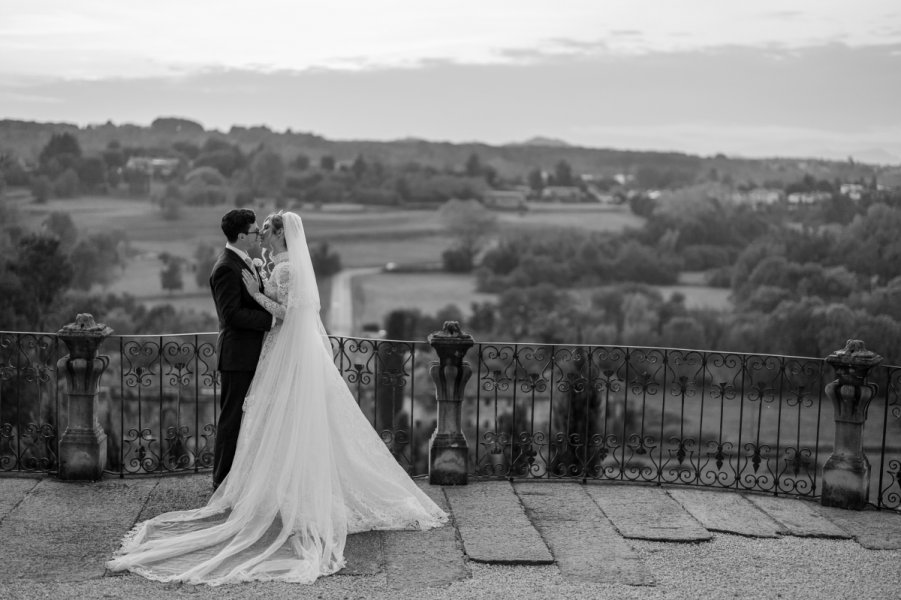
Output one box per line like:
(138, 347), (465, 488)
(107, 212), (447, 585)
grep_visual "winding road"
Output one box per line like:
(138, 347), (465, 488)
(327, 266), (381, 337)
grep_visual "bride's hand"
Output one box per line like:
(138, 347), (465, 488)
(242, 270), (258, 294)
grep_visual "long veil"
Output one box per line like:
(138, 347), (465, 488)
(107, 211), (446, 586)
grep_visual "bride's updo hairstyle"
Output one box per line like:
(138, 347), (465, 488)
(265, 211), (287, 249)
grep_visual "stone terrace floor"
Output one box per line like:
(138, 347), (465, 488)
(1, 474), (900, 599)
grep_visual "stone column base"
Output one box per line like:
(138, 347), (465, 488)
(59, 428), (107, 481)
(821, 452), (870, 510)
(429, 432), (468, 485)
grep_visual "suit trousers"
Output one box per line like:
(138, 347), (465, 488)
(213, 370), (254, 487)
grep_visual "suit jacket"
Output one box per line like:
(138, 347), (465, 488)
(210, 248), (272, 371)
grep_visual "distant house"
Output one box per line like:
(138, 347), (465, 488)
(839, 183), (865, 201)
(481, 190), (528, 210)
(731, 188), (783, 206)
(125, 156), (180, 178)
(541, 186), (584, 202)
(787, 191), (831, 205)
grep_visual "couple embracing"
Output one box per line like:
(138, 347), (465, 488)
(107, 209), (446, 585)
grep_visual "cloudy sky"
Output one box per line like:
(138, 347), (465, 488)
(2, 0), (900, 162)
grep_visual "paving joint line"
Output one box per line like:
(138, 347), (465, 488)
(102, 477), (161, 579)
(509, 481), (560, 568)
(0, 475), (42, 528)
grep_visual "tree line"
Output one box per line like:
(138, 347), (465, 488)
(390, 185), (901, 364)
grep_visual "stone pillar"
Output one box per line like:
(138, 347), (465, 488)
(821, 339), (883, 509)
(427, 321), (474, 485)
(57, 314), (113, 481)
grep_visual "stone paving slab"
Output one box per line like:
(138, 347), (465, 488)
(814, 505), (901, 549)
(516, 482), (654, 586)
(444, 480), (553, 564)
(584, 484), (712, 542)
(341, 531), (383, 575)
(0, 478), (159, 583)
(135, 474), (213, 521)
(383, 480), (470, 590)
(668, 488), (782, 538)
(745, 495), (850, 539)
(0, 477), (40, 523)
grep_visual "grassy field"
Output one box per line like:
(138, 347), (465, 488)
(653, 284), (733, 310)
(571, 283), (733, 312)
(495, 203), (645, 233)
(354, 272), (498, 328)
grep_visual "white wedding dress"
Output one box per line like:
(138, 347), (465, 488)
(107, 213), (447, 585)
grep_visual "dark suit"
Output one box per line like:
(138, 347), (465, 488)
(209, 248), (271, 487)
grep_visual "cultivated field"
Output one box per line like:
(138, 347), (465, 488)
(13, 195), (670, 332)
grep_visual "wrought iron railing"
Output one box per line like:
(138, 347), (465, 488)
(2, 330), (899, 509)
(0, 331), (435, 477)
(465, 344), (901, 510)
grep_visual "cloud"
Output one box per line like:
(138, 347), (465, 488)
(1, 42), (898, 160)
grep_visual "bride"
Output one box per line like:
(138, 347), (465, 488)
(107, 211), (447, 585)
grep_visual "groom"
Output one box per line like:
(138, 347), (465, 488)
(210, 209), (273, 489)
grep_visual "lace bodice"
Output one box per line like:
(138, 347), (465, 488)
(253, 252), (290, 320)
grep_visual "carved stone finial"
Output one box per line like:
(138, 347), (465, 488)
(429, 321), (471, 341)
(826, 339), (883, 367)
(58, 313), (113, 337)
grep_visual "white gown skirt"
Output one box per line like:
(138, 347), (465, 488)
(107, 306), (447, 585)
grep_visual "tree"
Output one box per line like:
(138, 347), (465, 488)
(554, 160), (574, 187)
(160, 257), (184, 293)
(528, 168), (544, 192)
(394, 176), (411, 203)
(8, 233), (74, 330)
(30, 175), (51, 203)
(309, 242), (342, 277)
(172, 141), (200, 160)
(292, 153), (311, 171)
(438, 199), (497, 272)
(194, 243), (218, 288)
(151, 117), (204, 134)
(834, 203), (901, 283)
(53, 168), (81, 198)
(160, 183), (182, 220)
(77, 156), (107, 192)
(351, 155), (368, 181)
(465, 153), (482, 177)
(41, 212), (78, 249)
(39, 132), (82, 173)
(250, 150), (286, 197)
(69, 230), (128, 290)
(319, 155), (335, 171)
(193, 142), (245, 177)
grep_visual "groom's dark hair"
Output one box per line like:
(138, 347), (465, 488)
(221, 209), (257, 243)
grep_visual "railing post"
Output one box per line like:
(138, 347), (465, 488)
(821, 339), (883, 509)
(427, 321), (474, 485)
(56, 314), (113, 481)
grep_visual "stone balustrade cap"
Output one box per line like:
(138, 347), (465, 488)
(57, 313), (113, 337)
(826, 339), (883, 367)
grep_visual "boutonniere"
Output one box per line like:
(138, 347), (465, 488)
(252, 257), (269, 279)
